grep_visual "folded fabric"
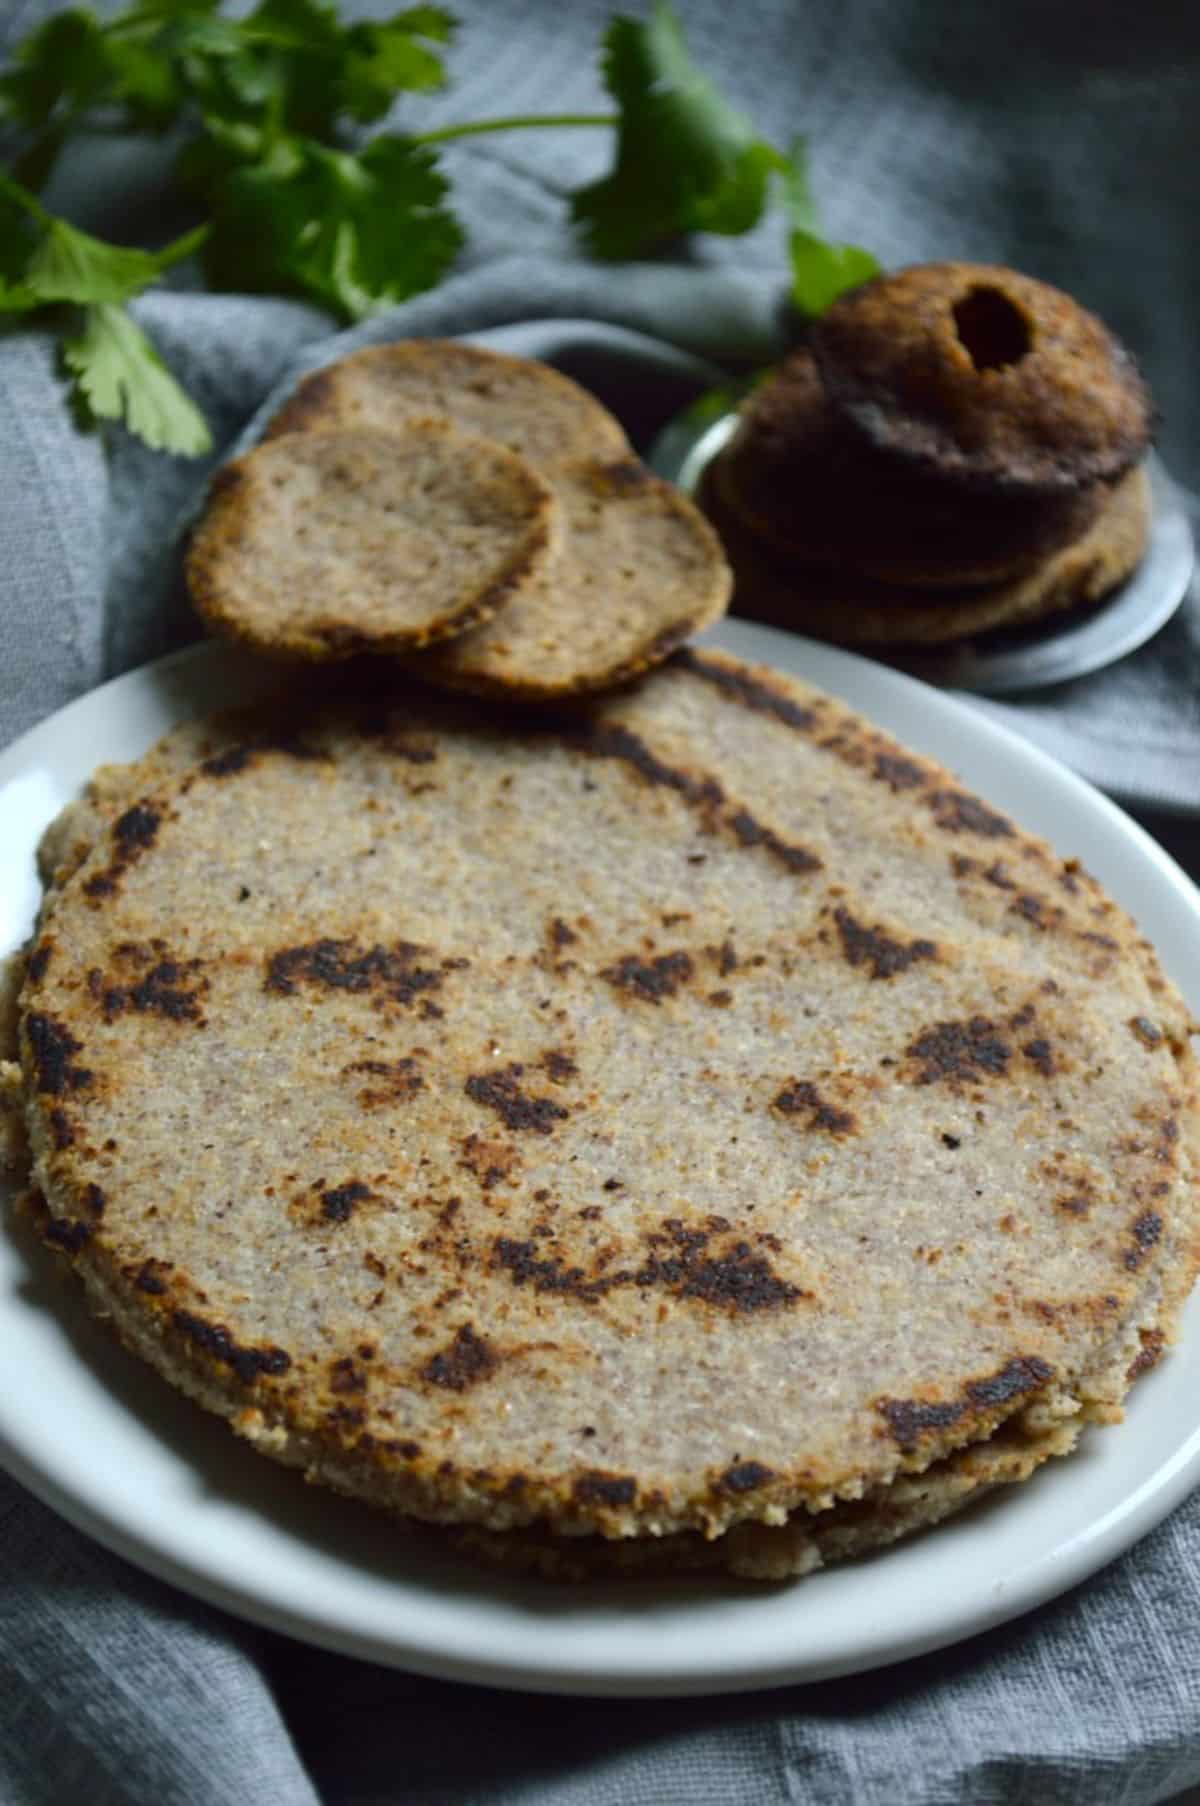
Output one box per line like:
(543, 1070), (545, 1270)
(4, 256), (1198, 815)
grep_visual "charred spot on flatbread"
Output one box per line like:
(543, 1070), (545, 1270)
(15, 648), (1196, 1565)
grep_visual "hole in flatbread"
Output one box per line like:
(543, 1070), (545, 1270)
(952, 286), (1032, 371)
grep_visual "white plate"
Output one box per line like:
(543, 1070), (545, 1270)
(2, 622), (1199, 1699)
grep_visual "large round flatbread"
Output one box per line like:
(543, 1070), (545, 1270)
(18, 651), (1197, 1569)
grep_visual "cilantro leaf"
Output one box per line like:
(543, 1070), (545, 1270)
(62, 302), (212, 455)
(789, 233), (880, 316)
(571, 0), (777, 258)
(202, 132), (462, 319)
(176, 112), (269, 200)
(0, 10), (111, 132)
(0, 4), (223, 156)
(23, 217), (207, 307)
(778, 139), (879, 315)
(112, 0), (223, 19)
(0, 0), (880, 463)
(0, 0), (454, 157)
(0, 278), (38, 313)
(174, 0), (454, 142)
(572, 16), (879, 312)
(388, 5), (455, 41)
(234, 0), (346, 137)
(341, 9), (456, 122)
(311, 134), (463, 311)
(102, 42), (183, 131)
(0, 171), (212, 449)
(172, 14), (299, 132)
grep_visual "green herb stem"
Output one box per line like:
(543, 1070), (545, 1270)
(412, 113), (617, 148)
(0, 167), (50, 223)
(100, 7), (177, 33)
(0, 0), (877, 456)
(97, 7), (273, 40)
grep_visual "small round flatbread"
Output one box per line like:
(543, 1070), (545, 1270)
(712, 349), (1105, 590)
(408, 456), (732, 699)
(264, 339), (731, 697)
(810, 262), (1153, 495)
(703, 465), (1150, 646)
(266, 340), (633, 472)
(186, 422), (561, 662)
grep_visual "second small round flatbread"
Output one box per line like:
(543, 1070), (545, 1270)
(265, 340), (633, 472)
(408, 456), (733, 699)
(186, 422), (560, 662)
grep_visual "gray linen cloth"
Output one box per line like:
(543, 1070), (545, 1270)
(2, 3), (1200, 1802)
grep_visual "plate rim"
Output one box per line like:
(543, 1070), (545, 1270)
(2, 623), (1200, 1698)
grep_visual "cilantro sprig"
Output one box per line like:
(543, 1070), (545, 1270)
(0, 0), (877, 456)
(0, 169), (213, 451)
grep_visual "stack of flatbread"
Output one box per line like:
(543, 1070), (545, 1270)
(9, 617), (1197, 1578)
(703, 262), (1155, 648)
(188, 340), (732, 696)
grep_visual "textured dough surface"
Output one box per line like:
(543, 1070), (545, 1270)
(713, 347), (1106, 589)
(265, 339), (731, 695)
(19, 650), (1196, 1566)
(810, 261), (1153, 493)
(187, 422), (560, 661)
(266, 340), (634, 471)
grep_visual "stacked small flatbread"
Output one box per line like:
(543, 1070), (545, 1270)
(188, 341), (732, 695)
(704, 262), (1155, 647)
(13, 647), (1198, 1581)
